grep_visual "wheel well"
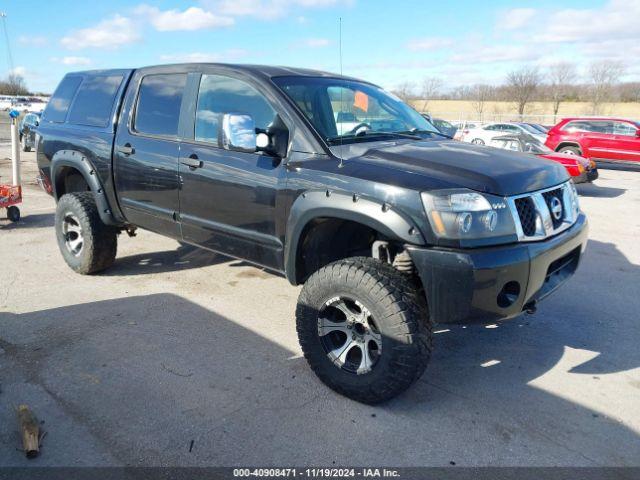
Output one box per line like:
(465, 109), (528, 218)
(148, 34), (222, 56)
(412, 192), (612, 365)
(55, 167), (90, 199)
(295, 217), (403, 284)
(556, 142), (582, 153)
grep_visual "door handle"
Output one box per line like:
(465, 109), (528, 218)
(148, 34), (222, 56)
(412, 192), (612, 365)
(118, 144), (134, 155)
(181, 154), (202, 169)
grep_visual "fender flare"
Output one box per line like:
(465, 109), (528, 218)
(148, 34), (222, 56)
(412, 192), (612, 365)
(284, 190), (425, 284)
(51, 150), (121, 227)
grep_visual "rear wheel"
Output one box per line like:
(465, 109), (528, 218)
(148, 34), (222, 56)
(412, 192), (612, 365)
(55, 192), (118, 274)
(558, 145), (581, 156)
(296, 257), (432, 404)
(471, 138), (485, 145)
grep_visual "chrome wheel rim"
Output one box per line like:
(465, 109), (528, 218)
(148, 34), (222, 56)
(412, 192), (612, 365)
(62, 212), (83, 256)
(318, 296), (382, 375)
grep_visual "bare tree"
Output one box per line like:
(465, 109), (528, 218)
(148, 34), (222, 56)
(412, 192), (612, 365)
(392, 81), (416, 104)
(587, 60), (625, 114)
(547, 62), (576, 121)
(0, 74), (29, 95)
(470, 84), (493, 120)
(505, 67), (542, 116)
(418, 76), (442, 112)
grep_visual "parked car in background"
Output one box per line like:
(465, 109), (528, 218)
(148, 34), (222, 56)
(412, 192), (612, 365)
(430, 118), (456, 137)
(489, 132), (598, 183)
(452, 121), (480, 140)
(0, 95), (13, 111)
(545, 117), (640, 166)
(421, 114), (456, 137)
(524, 122), (549, 134)
(19, 112), (41, 151)
(462, 122), (547, 145)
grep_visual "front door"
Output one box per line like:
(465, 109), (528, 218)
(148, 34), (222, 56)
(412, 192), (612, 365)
(114, 72), (187, 237)
(611, 121), (640, 163)
(178, 72), (286, 270)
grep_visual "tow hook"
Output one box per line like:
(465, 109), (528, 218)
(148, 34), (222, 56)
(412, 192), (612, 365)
(523, 301), (537, 315)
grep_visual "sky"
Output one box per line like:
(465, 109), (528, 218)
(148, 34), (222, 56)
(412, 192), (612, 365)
(3, 0), (640, 94)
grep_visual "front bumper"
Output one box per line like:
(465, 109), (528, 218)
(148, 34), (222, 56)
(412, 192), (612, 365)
(408, 213), (588, 324)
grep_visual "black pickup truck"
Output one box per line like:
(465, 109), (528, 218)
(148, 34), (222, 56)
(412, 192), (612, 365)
(36, 64), (588, 403)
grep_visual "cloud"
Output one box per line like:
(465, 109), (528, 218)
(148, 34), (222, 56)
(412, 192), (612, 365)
(407, 37), (452, 51)
(159, 50), (248, 63)
(60, 15), (140, 49)
(497, 8), (536, 30)
(18, 35), (48, 47)
(51, 56), (92, 66)
(135, 5), (234, 31)
(303, 38), (331, 48)
(9, 66), (27, 76)
(208, 0), (351, 20)
(533, 0), (639, 44)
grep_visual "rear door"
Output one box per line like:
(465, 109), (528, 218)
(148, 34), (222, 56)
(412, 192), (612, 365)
(114, 70), (188, 237)
(177, 70), (287, 270)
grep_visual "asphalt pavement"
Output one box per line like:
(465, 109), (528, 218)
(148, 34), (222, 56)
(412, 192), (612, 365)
(1, 146), (639, 467)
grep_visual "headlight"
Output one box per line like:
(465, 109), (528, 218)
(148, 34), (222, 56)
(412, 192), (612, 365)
(568, 181), (580, 216)
(421, 189), (517, 244)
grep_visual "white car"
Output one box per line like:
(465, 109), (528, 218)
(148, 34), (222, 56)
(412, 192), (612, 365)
(0, 96), (14, 111)
(461, 122), (547, 145)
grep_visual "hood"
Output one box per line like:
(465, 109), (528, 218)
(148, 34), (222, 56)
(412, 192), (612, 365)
(330, 139), (568, 196)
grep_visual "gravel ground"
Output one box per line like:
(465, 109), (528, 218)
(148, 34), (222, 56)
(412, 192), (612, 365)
(1, 146), (639, 467)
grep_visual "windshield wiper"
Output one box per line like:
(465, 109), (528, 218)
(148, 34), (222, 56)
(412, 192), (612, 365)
(326, 131), (422, 144)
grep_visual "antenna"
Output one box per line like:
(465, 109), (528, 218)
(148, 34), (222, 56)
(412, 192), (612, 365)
(338, 17), (344, 168)
(0, 13), (14, 74)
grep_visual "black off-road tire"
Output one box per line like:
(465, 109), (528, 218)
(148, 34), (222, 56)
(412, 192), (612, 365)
(558, 145), (581, 156)
(55, 192), (118, 274)
(296, 257), (432, 404)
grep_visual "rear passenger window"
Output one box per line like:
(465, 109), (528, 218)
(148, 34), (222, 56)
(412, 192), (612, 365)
(134, 74), (187, 137)
(68, 75), (123, 127)
(44, 75), (82, 123)
(195, 74), (277, 145)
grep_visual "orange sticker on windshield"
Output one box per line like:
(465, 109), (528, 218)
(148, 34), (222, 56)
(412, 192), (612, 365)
(353, 91), (369, 112)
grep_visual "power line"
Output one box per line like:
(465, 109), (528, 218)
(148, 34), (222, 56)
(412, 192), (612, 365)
(0, 12), (15, 74)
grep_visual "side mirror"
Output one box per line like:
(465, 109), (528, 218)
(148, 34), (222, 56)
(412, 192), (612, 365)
(636, 129), (640, 137)
(221, 113), (256, 153)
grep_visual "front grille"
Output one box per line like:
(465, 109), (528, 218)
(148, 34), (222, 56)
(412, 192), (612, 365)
(542, 188), (565, 229)
(507, 181), (577, 241)
(515, 197), (536, 236)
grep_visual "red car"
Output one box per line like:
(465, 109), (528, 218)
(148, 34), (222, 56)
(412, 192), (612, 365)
(545, 117), (640, 166)
(489, 134), (598, 183)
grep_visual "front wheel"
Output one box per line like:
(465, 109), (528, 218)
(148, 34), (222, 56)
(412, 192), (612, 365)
(471, 138), (485, 145)
(55, 192), (118, 274)
(20, 134), (30, 152)
(296, 257), (432, 404)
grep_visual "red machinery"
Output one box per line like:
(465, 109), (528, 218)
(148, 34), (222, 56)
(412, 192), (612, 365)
(1, 184), (21, 222)
(2, 109), (22, 222)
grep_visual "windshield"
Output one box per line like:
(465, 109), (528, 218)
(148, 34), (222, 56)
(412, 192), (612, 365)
(273, 76), (439, 144)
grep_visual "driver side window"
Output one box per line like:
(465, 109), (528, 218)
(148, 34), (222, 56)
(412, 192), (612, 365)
(195, 74), (277, 145)
(327, 86), (406, 135)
